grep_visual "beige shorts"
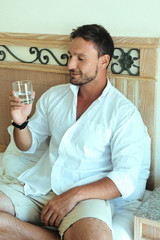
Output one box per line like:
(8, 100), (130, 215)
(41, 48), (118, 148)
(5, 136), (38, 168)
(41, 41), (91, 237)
(0, 181), (113, 239)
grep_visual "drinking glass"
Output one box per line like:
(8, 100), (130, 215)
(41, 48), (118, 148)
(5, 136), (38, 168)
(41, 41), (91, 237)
(12, 80), (34, 104)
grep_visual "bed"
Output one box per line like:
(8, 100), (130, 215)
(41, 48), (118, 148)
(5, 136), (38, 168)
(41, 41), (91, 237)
(0, 32), (159, 239)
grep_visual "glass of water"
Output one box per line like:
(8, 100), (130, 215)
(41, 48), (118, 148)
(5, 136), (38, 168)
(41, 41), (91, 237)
(12, 80), (34, 104)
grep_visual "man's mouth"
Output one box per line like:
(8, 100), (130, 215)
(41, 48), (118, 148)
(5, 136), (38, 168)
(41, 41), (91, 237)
(70, 71), (80, 78)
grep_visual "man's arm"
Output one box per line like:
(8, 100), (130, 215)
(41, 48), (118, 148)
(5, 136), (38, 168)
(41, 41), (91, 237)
(13, 127), (32, 151)
(75, 177), (121, 200)
(41, 177), (121, 227)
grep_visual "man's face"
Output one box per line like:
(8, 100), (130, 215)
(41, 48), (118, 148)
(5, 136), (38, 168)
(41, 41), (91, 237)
(68, 37), (100, 86)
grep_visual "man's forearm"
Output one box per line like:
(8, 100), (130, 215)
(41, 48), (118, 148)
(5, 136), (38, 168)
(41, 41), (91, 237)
(75, 177), (121, 202)
(13, 126), (32, 151)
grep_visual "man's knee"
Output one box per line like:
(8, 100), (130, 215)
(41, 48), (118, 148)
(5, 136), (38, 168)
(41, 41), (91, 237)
(64, 217), (112, 240)
(0, 191), (15, 216)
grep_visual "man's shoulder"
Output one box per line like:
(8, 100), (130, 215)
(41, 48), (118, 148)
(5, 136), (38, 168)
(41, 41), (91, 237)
(108, 82), (135, 108)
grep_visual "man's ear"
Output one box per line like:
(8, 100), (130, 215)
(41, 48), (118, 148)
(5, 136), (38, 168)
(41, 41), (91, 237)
(101, 54), (110, 69)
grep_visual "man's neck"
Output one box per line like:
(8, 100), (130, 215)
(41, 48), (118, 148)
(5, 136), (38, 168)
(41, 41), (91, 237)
(78, 77), (107, 102)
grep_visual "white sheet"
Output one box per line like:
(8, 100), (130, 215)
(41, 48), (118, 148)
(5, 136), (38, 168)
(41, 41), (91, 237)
(113, 209), (134, 240)
(0, 152), (4, 175)
(112, 190), (151, 240)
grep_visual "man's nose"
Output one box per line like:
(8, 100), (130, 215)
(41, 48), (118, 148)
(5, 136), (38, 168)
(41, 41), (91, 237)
(67, 58), (77, 70)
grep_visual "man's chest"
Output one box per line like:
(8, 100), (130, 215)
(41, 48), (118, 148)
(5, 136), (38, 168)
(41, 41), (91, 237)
(76, 97), (94, 120)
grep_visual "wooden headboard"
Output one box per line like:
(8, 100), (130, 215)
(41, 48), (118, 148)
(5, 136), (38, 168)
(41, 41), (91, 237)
(0, 33), (159, 190)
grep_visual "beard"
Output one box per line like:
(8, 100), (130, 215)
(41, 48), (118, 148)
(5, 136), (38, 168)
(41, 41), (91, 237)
(69, 66), (98, 86)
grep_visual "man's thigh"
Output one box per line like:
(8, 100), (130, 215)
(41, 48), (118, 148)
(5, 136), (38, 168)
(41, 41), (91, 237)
(59, 199), (113, 240)
(0, 182), (56, 225)
(0, 191), (15, 215)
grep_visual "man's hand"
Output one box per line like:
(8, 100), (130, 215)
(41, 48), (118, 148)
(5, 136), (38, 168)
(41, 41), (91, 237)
(9, 91), (35, 124)
(41, 187), (81, 227)
(9, 91), (35, 151)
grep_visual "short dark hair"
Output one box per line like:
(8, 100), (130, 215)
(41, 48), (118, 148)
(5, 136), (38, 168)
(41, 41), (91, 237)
(70, 24), (114, 62)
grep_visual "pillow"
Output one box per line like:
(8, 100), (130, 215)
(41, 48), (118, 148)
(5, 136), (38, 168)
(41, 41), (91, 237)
(1, 125), (49, 180)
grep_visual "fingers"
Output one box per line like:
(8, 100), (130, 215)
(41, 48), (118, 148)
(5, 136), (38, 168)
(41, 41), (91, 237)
(9, 91), (23, 108)
(42, 210), (59, 227)
(41, 206), (49, 225)
(50, 211), (63, 227)
(41, 205), (58, 226)
(41, 211), (64, 227)
(41, 204), (65, 227)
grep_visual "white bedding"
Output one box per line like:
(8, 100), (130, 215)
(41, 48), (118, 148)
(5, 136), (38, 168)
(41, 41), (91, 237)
(0, 152), (4, 175)
(0, 126), (151, 240)
(0, 152), (4, 160)
(112, 191), (151, 240)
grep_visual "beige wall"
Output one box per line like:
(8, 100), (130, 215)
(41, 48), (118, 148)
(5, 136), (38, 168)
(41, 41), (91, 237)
(1, 0), (160, 186)
(1, 0), (160, 37)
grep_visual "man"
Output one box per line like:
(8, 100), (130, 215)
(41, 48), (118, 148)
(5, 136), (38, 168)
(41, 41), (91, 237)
(0, 24), (150, 240)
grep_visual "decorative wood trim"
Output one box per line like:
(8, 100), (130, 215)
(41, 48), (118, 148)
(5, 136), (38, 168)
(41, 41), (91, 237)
(0, 32), (70, 48)
(0, 33), (159, 79)
(0, 61), (69, 74)
(140, 48), (158, 79)
(113, 36), (160, 49)
(107, 72), (157, 82)
(0, 32), (159, 48)
(134, 216), (160, 240)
